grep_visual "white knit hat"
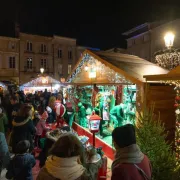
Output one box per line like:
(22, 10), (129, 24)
(46, 106), (52, 113)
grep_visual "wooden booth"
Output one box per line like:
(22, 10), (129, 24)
(144, 66), (180, 149)
(65, 49), (168, 160)
(20, 75), (63, 94)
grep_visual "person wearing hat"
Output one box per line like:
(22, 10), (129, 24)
(111, 124), (151, 180)
(6, 140), (36, 180)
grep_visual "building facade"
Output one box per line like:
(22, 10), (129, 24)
(123, 19), (180, 62)
(0, 36), (19, 84)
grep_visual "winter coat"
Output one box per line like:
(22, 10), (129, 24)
(0, 113), (8, 134)
(11, 116), (36, 153)
(37, 155), (93, 180)
(47, 112), (55, 124)
(6, 153), (36, 180)
(111, 155), (151, 180)
(0, 132), (10, 171)
(36, 119), (47, 136)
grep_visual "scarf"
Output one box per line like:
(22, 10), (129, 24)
(112, 144), (144, 170)
(46, 155), (85, 180)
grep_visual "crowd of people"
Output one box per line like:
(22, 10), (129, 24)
(0, 88), (152, 180)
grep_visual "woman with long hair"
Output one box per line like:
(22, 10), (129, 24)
(37, 133), (93, 180)
(11, 104), (36, 153)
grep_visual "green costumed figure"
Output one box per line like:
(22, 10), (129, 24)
(110, 103), (126, 128)
(78, 102), (87, 127)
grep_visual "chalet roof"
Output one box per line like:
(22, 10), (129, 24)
(144, 65), (180, 81)
(67, 50), (168, 85)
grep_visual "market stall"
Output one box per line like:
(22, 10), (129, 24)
(20, 75), (63, 94)
(65, 49), (168, 159)
(144, 65), (180, 158)
(0, 81), (7, 93)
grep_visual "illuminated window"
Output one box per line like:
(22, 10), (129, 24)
(9, 57), (15, 68)
(27, 58), (33, 69)
(41, 59), (47, 69)
(41, 44), (47, 53)
(27, 42), (32, 51)
(58, 49), (62, 58)
(68, 64), (72, 74)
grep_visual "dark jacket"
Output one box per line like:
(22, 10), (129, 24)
(6, 153), (36, 180)
(47, 112), (55, 124)
(0, 132), (10, 171)
(11, 116), (36, 153)
(111, 155), (151, 180)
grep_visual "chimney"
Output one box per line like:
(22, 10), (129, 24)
(15, 22), (20, 38)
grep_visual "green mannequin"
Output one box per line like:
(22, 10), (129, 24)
(78, 102), (87, 127)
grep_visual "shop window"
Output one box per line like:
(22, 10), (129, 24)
(9, 57), (15, 68)
(41, 44), (47, 53)
(58, 49), (62, 58)
(68, 64), (72, 74)
(41, 59), (47, 69)
(27, 58), (33, 69)
(27, 41), (32, 51)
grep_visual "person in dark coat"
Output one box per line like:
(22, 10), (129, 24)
(111, 124), (152, 180)
(8, 96), (20, 130)
(6, 140), (36, 180)
(0, 132), (10, 176)
(11, 104), (36, 153)
(46, 106), (55, 124)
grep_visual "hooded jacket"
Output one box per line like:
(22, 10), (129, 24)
(6, 153), (36, 180)
(11, 116), (36, 153)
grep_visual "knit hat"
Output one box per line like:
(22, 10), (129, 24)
(41, 111), (48, 120)
(15, 140), (30, 154)
(46, 106), (52, 113)
(112, 124), (136, 148)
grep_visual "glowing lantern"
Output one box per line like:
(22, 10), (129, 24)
(164, 32), (175, 49)
(89, 112), (101, 133)
(89, 67), (96, 78)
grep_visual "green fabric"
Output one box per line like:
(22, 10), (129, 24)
(0, 114), (8, 134)
(40, 138), (46, 149)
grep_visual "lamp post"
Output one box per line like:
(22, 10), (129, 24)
(88, 112), (101, 147)
(164, 32), (175, 49)
(155, 32), (180, 70)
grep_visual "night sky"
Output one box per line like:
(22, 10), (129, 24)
(1, 0), (180, 49)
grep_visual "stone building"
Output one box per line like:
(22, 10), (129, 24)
(0, 36), (19, 84)
(123, 19), (180, 62)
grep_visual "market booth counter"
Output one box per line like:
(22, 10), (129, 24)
(65, 49), (168, 160)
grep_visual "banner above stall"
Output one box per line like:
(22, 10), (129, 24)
(66, 50), (168, 85)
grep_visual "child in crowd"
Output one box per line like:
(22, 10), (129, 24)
(33, 111), (40, 127)
(46, 106), (55, 124)
(35, 111), (49, 147)
(6, 140), (36, 180)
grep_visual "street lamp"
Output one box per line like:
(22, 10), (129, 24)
(40, 67), (44, 74)
(164, 32), (175, 49)
(154, 31), (180, 70)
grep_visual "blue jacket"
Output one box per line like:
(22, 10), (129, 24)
(0, 132), (10, 170)
(6, 153), (36, 180)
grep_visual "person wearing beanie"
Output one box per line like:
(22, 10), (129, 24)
(6, 140), (36, 180)
(111, 124), (152, 180)
(46, 106), (55, 124)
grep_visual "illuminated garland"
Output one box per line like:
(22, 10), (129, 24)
(155, 49), (180, 70)
(175, 87), (180, 161)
